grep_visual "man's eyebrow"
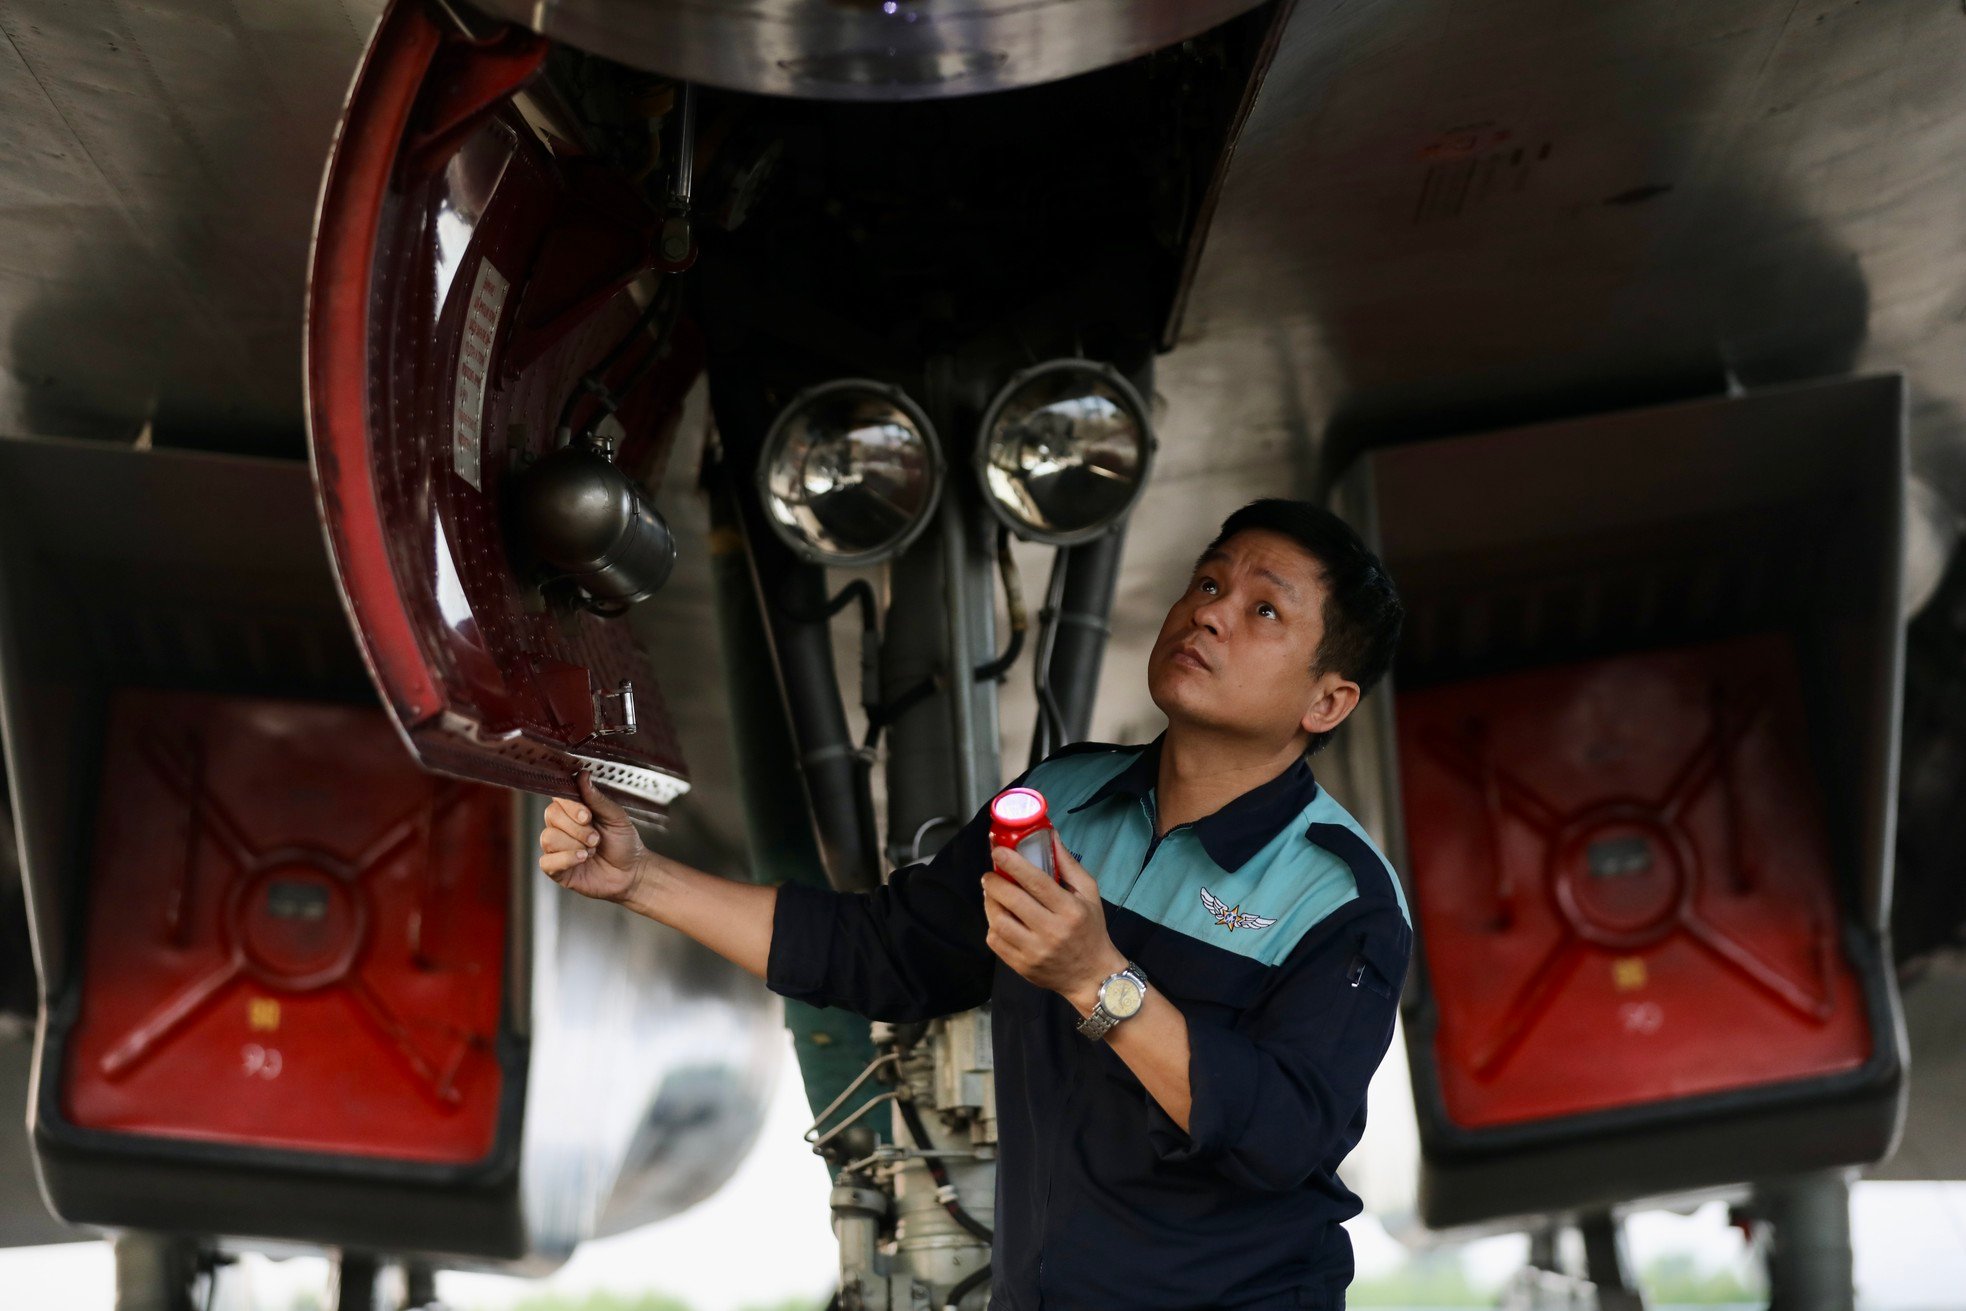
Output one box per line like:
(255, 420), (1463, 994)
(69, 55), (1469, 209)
(1255, 567), (1300, 603)
(1193, 548), (1228, 571)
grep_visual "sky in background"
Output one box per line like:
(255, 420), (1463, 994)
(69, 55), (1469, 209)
(3, 1026), (1965, 1310)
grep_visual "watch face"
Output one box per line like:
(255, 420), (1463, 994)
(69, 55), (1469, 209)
(1102, 974), (1144, 1018)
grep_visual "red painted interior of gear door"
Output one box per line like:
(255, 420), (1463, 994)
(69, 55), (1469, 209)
(61, 690), (513, 1163)
(307, 1), (697, 816)
(1396, 634), (1872, 1129)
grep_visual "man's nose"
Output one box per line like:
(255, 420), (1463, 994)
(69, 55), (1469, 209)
(1192, 593), (1230, 637)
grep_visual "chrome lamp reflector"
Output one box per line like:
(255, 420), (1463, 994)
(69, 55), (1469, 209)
(757, 381), (945, 566)
(976, 360), (1154, 545)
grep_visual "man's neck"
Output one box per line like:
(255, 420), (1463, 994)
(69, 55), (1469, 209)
(1152, 724), (1307, 836)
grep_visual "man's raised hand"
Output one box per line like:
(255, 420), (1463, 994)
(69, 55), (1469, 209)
(539, 770), (647, 903)
(984, 835), (1127, 1007)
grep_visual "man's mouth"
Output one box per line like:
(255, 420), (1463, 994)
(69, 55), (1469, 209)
(1171, 645), (1211, 673)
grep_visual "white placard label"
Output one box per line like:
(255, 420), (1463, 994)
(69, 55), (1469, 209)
(452, 259), (509, 491)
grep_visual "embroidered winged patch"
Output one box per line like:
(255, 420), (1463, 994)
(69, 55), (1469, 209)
(1200, 887), (1277, 932)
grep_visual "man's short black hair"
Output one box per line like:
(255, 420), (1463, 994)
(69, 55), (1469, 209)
(1203, 498), (1404, 755)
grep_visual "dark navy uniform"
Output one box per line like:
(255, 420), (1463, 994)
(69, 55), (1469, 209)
(768, 736), (1413, 1310)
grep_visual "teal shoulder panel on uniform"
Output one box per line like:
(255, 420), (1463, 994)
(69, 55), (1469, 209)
(1026, 744), (1157, 890)
(1303, 789), (1411, 924)
(1012, 744), (1408, 968)
(1124, 785), (1407, 967)
(1021, 743), (1141, 813)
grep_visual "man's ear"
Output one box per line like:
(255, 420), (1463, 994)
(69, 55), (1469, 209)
(1300, 676), (1361, 738)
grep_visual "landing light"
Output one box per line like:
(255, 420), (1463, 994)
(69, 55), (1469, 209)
(757, 380), (944, 567)
(975, 360), (1154, 546)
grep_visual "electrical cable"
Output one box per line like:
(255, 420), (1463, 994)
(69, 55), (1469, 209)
(561, 77), (694, 439)
(578, 594), (635, 618)
(554, 272), (691, 447)
(973, 527), (1027, 683)
(603, 320), (678, 419)
(773, 576), (916, 756)
(553, 288), (669, 442)
(777, 576), (878, 630)
(1028, 550), (1071, 768)
(769, 572), (893, 884)
(907, 813), (959, 863)
(943, 1264), (992, 1311)
(864, 675), (941, 749)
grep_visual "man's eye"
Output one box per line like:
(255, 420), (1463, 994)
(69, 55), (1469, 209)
(1257, 603), (1277, 620)
(1197, 578), (1217, 595)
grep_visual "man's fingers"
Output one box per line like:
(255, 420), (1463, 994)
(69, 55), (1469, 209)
(980, 876), (1034, 928)
(540, 828), (587, 855)
(988, 844), (1031, 888)
(540, 848), (590, 875)
(984, 859), (1047, 925)
(982, 901), (1035, 954)
(1052, 836), (1098, 897)
(544, 801), (596, 843)
(987, 850), (1055, 922)
(576, 769), (631, 825)
(992, 844), (1068, 907)
(546, 796), (591, 825)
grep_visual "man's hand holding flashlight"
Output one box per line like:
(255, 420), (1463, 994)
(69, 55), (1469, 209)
(984, 837), (1128, 1012)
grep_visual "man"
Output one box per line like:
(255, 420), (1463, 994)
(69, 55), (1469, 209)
(539, 498), (1411, 1310)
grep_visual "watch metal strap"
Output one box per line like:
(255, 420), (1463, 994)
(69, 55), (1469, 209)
(1076, 963), (1147, 1041)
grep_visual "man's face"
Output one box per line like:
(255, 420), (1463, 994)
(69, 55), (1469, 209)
(1146, 529), (1359, 744)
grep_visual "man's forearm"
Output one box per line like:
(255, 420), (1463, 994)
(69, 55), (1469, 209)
(1068, 969), (1195, 1132)
(615, 854), (779, 981)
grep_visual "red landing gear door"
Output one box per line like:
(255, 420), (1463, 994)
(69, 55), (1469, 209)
(306, 0), (697, 818)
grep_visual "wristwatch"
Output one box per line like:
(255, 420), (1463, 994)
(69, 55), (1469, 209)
(1077, 963), (1149, 1041)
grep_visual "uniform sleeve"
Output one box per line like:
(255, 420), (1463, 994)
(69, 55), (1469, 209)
(1143, 902), (1411, 1193)
(765, 800), (997, 1023)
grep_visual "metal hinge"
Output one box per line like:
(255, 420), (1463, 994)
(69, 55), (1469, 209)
(592, 679), (638, 737)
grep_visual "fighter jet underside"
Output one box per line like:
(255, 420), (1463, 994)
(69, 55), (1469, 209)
(1, 0), (1963, 1307)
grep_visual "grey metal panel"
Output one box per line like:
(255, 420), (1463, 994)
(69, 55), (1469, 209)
(0, 1027), (87, 1247)
(1169, 0), (1966, 502)
(0, 0), (382, 444)
(1869, 953), (1966, 1180)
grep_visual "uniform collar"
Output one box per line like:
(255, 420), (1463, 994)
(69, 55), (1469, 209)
(1067, 734), (1319, 873)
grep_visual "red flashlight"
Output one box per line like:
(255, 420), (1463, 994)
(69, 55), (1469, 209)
(989, 787), (1064, 885)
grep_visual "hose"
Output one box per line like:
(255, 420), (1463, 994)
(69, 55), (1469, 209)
(896, 1097), (994, 1244)
(973, 527), (1028, 683)
(553, 279), (679, 444)
(712, 460), (883, 892)
(771, 577), (922, 758)
(865, 675), (942, 749)
(944, 1264), (992, 1311)
(1028, 552), (1071, 768)
(777, 576), (878, 630)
